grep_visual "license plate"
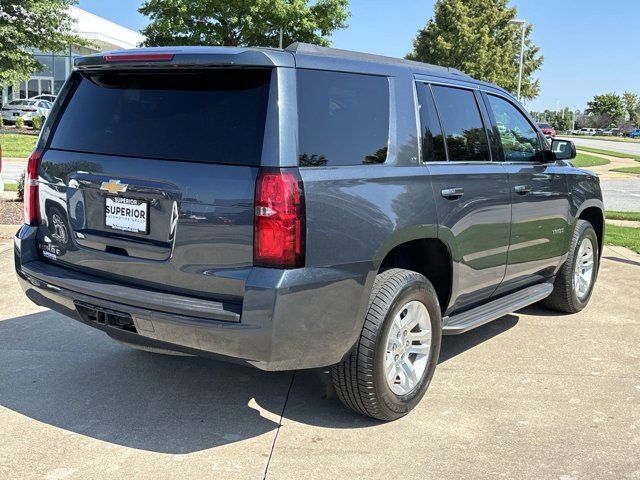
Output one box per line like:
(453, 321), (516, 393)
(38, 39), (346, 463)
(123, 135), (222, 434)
(105, 196), (148, 234)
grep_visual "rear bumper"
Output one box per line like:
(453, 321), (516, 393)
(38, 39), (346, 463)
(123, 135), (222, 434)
(15, 226), (373, 371)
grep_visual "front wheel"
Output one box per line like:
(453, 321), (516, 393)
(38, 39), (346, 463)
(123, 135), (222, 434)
(544, 220), (599, 313)
(331, 268), (442, 421)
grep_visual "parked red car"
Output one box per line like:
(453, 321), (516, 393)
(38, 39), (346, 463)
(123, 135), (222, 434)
(537, 122), (556, 138)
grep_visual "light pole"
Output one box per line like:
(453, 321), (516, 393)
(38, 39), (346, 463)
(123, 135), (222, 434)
(509, 19), (526, 103)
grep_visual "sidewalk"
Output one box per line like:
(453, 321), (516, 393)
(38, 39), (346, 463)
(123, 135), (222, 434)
(580, 150), (638, 179)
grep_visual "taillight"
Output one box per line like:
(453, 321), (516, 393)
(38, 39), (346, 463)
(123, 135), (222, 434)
(254, 169), (305, 268)
(24, 150), (42, 225)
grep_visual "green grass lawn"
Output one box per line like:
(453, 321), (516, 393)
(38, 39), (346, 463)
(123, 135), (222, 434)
(3, 183), (18, 192)
(605, 224), (640, 254)
(606, 210), (640, 221)
(0, 133), (37, 158)
(571, 152), (610, 168)
(575, 146), (640, 161)
(611, 166), (640, 175)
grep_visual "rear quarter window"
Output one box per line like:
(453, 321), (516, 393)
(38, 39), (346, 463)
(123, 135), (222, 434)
(49, 69), (272, 166)
(297, 69), (390, 167)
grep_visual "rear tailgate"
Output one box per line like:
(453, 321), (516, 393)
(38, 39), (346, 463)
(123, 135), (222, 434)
(34, 68), (272, 304)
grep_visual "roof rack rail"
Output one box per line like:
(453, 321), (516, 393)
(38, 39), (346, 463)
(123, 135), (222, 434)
(285, 42), (471, 78)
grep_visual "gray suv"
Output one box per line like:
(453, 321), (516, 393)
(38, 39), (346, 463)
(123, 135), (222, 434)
(15, 43), (604, 421)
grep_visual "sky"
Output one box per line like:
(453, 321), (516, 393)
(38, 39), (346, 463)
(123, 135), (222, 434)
(77, 0), (640, 112)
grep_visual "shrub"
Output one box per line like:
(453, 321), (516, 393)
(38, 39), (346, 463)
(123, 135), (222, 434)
(0, 115), (3, 128)
(31, 115), (43, 130)
(15, 117), (25, 129)
(17, 173), (25, 202)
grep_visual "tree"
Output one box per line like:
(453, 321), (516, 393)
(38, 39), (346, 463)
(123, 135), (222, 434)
(622, 91), (639, 127)
(586, 93), (624, 127)
(139, 0), (350, 48)
(0, 0), (86, 86)
(406, 0), (543, 101)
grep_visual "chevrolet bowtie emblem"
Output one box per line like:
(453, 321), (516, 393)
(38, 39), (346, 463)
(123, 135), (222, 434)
(100, 179), (128, 194)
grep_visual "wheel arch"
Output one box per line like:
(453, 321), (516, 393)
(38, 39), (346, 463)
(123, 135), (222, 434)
(375, 235), (452, 315)
(575, 203), (604, 263)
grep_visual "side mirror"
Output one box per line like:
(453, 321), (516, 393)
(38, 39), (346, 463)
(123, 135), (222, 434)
(549, 138), (577, 161)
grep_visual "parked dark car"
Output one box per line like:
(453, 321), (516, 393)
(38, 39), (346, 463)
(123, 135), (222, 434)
(15, 44), (604, 420)
(537, 122), (556, 138)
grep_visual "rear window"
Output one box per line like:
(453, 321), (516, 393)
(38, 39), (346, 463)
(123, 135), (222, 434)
(538, 123), (551, 129)
(297, 69), (389, 167)
(49, 69), (271, 165)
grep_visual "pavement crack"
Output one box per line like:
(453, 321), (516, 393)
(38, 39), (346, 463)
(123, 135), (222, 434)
(263, 370), (295, 480)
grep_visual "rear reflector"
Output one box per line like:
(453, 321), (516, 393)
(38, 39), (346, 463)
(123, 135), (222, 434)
(103, 53), (175, 63)
(24, 150), (42, 226)
(254, 169), (305, 268)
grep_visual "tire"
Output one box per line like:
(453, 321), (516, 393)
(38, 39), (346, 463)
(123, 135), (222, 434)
(331, 268), (442, 421)
(543, 220), (599, 313)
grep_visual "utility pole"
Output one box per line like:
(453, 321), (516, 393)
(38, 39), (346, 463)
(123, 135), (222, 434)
(279, 28), (283, 49)
(509, 19), (527, 102)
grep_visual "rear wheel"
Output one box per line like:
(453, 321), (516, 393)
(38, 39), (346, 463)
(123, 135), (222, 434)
(331, 268), (442, 421)
(544, 220), (598, 313)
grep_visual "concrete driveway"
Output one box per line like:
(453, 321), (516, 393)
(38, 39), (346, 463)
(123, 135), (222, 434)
(0, 242), (639, 479)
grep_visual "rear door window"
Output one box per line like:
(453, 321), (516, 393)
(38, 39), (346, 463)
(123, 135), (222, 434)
(431, 85), (491, 161)
(49, 69), (272, 166)
(297, 69), (390, 167)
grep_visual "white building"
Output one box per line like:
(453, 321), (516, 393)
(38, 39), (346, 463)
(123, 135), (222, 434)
(1, 6), (144, 104)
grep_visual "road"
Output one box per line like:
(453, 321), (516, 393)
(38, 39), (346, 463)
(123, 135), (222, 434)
(1, 158), (25, 184)
(1, 242), (639, 479)
(600, 177), (640, 211)
(568, 136), (640, 155)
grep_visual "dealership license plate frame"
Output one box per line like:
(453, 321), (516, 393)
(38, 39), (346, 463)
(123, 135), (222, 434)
(104, 196), (149, 235)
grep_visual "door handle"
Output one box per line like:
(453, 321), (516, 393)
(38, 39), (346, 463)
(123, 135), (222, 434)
(441, 187), (464, 199)
(514, 184), (532, 194)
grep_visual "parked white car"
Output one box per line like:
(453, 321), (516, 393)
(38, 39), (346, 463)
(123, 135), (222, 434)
(1, 99), (53, 125)
(30, 94), (57, 103)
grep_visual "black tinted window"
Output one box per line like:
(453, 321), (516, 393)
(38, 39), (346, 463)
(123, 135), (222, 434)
(416, 83), (446, 162)
(50, 70), (271, 165)
(297, 70), (389, 167)
(431, 85), (490, 161)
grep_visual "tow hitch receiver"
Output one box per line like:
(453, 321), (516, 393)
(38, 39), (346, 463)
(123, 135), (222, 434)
(75, 301), (137, 332)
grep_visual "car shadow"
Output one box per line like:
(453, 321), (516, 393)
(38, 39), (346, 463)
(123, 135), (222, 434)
(601, 254), (640, 268)
(438, 313), (519, 364)
(0, 309), (519, 454)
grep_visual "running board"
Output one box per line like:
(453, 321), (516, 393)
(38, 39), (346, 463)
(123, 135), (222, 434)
(442, 283), (554, 335)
